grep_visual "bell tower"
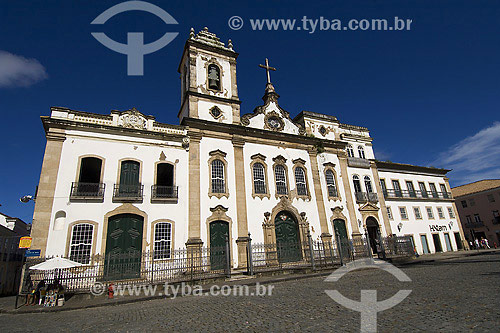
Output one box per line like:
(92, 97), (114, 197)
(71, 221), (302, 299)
(178, 27), (240, 124)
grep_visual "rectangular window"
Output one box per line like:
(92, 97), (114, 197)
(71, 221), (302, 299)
(466, 215), (472, 224)
(392, 180), (402, 197)
(406, 181), (416, 197)
(487, 194), (495, 202)
(421, 235), (430, 254)
(429, 183), (438, 198)
(469, 198), (476, 206)
(439, 184), (449, 198)
(437, 207), (445, 219)
(419, 182), (428, 198)
(387, 206), (393, 220)
(380, 179), (387, 195)
(426, 207), (434, 219)
(447, 207), (455, 218)
(414, 207), (422, 219)
(461, 200), (467, 208)
(493, 211), (500, 225)
(154, 222), (172, 259)
(474, 214), (481, 223)
(399, 207), (408, 220)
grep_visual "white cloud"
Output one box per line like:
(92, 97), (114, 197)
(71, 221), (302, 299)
(434, 122), (500, 185)
(0, 51), (48, 87)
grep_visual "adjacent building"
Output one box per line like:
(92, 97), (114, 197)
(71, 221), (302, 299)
(29, 28), (468, 271)
(452, 179), (500, 247)
(0, 212), (30, 295)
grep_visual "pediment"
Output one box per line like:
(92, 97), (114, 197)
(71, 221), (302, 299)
(240, 87), (304, 135)
(292, 158), (306, 165)
(209, 149), (227, 157)
(251, 153), (266, 161)
(272, 155), (287, 163)
(115, 107), (153, 130)
(359, 202), (380, 212)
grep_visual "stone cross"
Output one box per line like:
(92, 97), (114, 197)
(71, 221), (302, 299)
(259, 58), (276, 84)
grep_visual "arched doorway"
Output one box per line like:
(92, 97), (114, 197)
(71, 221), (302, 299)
(104, 213), (144, 280)
(333, 219), (349, 258)
(209, 221), (229, 270)
(366, 217), (380, 255)
(275, 211), (302, 262)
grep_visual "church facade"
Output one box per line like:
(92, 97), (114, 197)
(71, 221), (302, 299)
(30, 28), (468, 268)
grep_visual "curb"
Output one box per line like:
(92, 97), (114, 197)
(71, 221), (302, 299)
(393, 249), (499, 267)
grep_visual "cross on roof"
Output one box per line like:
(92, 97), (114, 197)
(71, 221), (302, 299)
(259, 58), (276, 84)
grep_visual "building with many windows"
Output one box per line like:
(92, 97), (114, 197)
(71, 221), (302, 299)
(452, 179), (500, 247)
(29, 28), (468, 270)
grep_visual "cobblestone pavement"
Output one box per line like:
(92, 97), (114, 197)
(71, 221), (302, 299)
(1, 252), (499, 332)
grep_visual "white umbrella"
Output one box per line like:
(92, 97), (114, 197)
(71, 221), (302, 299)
(30, 257), (84, 271)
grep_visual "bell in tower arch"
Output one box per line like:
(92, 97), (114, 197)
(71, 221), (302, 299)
(207, 64), (221, 91)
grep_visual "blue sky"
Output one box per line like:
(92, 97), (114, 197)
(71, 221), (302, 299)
(1, 0), (499, 222)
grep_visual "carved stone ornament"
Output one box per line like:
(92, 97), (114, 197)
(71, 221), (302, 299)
(182, 136), (190, 149)
(118, 108), (147, 130)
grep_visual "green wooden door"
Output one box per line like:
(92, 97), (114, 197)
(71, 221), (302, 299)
(275, 212), (301, 263)
(104, 214), (143, 280)
(119, 160), (140, 195)
(210, 221), (229, 270)
(333, 219), (350, 258)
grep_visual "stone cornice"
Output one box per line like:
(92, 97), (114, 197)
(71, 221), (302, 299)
(182, 117), (346, 149)
(375, 160), (450, 176)
(41, 117), (186, 142)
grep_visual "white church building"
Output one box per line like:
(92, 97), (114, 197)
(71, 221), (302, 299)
(30, 28), (468, 269)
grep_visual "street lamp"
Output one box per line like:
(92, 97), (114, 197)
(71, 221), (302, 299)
(20, 195), (34, 203)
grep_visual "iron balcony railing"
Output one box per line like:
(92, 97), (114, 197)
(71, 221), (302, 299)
(383, 189), (452, 200)
(355, 191), (378, 203)
(151, 185), (178, 200)
(113, 184), (144, 200)
(70, 182), (105, 199)
(466, 221), (484, 228)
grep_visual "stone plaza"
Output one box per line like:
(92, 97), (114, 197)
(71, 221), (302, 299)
(1, 251), (498, 332)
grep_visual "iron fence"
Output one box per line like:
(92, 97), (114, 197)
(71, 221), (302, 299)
(23, 245), (229, 293)
(21, 235), (415, 295)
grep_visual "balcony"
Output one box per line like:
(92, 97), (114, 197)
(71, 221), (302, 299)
(347, 157), (371, 169)
(151, 185), (178, 202)
(466, 221), (484, 228)
(355, 191), (378, 203)
(70, 182), (105, 201)
(383, 189), (453, 201)
(113, 184), (144, 202)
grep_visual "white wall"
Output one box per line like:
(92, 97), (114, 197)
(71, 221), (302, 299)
(379, 170), (460, 254)
(45, 129), (189, 257)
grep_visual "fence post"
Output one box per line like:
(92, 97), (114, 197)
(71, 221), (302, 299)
(225, 235), (231, 278)
(247, 232), (253, 276)
(307, 232), (315, 271)
(377, 231), (387, 260)
(336, 230), (344, 266)
(363, 228), (373, 261)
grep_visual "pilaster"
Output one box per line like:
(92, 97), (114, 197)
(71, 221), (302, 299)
(370, 163), (393, 236)
(31, 128), (66, 256)
(187, 130), (203, 245)
(338, 155), (361, 237)
(232, 135), (249, 267)
(307, 149), (330, 238)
